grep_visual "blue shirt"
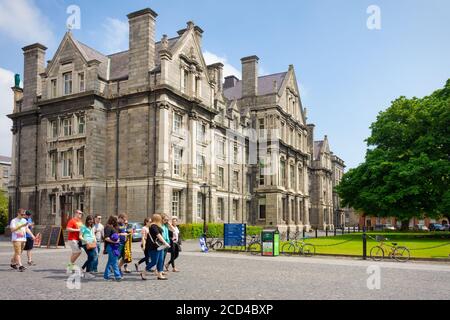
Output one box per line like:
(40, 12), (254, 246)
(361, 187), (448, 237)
(118, 223), (127, 244)
(25, 218), (33, 239)
(162, 224), (170, 243)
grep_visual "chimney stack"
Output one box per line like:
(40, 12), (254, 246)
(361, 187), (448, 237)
(224, 75), (239, 89)
(241, 55), (259, 97)
(22, 43), (47, 111)
(127, 8), (158, 92)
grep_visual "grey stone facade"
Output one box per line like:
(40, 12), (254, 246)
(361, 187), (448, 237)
(8, 8), (345, 231)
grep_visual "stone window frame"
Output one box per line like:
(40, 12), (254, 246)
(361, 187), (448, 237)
(50, 78), (58, 98)
(232, 170), (239, 191)
(217, 197), (225, 221)
(258, 197), (267, 220)
(173, 145), (183, 176)
(196, 192), (204, 219)
(217, 166), (224, 188)
(48, 119), (58, 140)
(216, 136), (226, 159)
(196, 153), (205, 179)
(63, 71), (73, 95)
(172, 190), (181, 217)
(48, 150), (57, 179)
(172, 112), (183, 135)
(196, 121), (207, 144)
(76, 114), (86, 135)
(289, 162), (296, 189)
(280, 156), (287, 187)
(78, 72), (85, 93)
(50, 195), (57, 215)
(232, 199), (239, 221)
(76, 147), (85, 177)
(60, 148), (73, 178)
(61, 116), (73, 137)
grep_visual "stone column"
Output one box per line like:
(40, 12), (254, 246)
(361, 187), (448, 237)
(156, 102), (170, 176)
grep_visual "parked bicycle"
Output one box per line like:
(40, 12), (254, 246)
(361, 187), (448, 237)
(247, 235), (262, 255)
(205, 237), (224, 251)
(281, 238), (316, 257)
(370, 237), (410, 262)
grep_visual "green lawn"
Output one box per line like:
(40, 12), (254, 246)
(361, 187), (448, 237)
(280, 232), (450, 259)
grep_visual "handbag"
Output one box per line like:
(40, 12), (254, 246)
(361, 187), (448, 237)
(86, 242), (97, 250)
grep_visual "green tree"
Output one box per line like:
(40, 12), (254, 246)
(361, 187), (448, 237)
(337, 80), (450, 228)
(0, 192), (8, 234)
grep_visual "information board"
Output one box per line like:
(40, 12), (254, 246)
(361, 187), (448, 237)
(39, 226), (52, 248)
(48, 226), (65, 248)
(224, 224), (246, 247)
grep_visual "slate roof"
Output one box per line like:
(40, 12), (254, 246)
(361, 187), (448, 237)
(70, 35), (181, 81)
(314, 141), (324, 161)
(0, 156), (12, 164)
(223, 72), (287, 100)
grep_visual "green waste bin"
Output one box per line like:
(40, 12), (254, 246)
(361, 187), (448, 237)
(261, 229), (280, 257)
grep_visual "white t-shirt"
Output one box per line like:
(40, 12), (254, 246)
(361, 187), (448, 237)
(172, 226), (180, 243)
(94, 223), (104, 242)
(10, 218), (28, 242)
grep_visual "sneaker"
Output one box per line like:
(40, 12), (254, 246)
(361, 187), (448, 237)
(115, 278), (123, 282)
(10, 264), (18, 270)
(67, 263), (75, 271)
(85, 272), (96, 279)
(18, 266), (26, 272)
(27, 261), (36, 266)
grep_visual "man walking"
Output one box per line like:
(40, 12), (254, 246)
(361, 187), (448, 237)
(10, 209), (35, 272)
(23, 210), (36, 266)
(93, 215), (104, 273)
(66, 210), (84, 271)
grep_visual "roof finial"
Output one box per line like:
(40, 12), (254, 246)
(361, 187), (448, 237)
(187, 21), (195, 30)
(161, 34), (169, 49)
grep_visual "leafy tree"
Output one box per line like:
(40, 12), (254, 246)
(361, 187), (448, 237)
(337, 80), (450, 227)
(0, 192), (8, 234)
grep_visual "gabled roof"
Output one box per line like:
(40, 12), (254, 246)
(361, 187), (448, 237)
(314, 141), (324, 161)
(223, 72), (287, 100)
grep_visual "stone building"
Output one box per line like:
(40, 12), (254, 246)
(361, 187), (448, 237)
(8, 8), (342, 231)
(331, 154), (345, 227)
(0, 156), (11, 193)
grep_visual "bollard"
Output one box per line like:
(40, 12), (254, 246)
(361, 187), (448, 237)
(342, 227), (345, 235)
(303, 227), (306, 239)
(326, 227), (328, 237)
(315, 229), (318, 238)
(353, 226), (356, 233)
(362, 226), (367, 260)
(334, 227), (337, 237)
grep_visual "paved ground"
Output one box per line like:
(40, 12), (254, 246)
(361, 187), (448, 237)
(0, 238), (449, 300)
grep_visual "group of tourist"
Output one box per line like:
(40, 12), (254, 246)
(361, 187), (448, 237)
(10, 208), (182, 281)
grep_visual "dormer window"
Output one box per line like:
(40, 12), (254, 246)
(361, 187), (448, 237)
(51, 79), (57, 98)
(79, 72), (85, 92)
(64, 72), (73, 95)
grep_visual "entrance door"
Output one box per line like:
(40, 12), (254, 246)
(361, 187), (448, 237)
(60, 195), (73, 228)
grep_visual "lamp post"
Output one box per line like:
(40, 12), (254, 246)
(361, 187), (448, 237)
(200, 183), (210, 237)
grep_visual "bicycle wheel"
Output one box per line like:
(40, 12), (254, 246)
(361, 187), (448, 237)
(212, 241), (223, 251)
(301, 244), (316, 257)
(370, 246), (384, 261)
(281, 243), (296, 256)
(393, 246), (410, 263)
(248, 242), (261, 255)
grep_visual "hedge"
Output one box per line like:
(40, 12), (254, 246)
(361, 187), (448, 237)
(0, 192), (8, 235)
(179, 223), (263, 240)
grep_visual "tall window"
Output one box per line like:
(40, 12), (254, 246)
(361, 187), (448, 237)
(259, 198), (266, 220)
(195, 77), (201, 97)
(197, 123), (206, 143)
(62, 118), (73, 137)
(51, 79), (57, 98)
(173, 147), (182, 175)
(217, 166), (224, 187)
(196, 154), (205, 179)
(172, 191), (181, 217)
(77, 115), (85, 134)
(280, 159), (286, 187)
(290, 164), (295, 189)
(233, 171), (239, 190)
(232, 200), (239, 220)
(197, 193), (204, 219)
(77, 149), (84, 176)
(217, 198), (224, 221)
(259, 118), (265, 136)
(50, 195), (57, 214)
(78, 195), (85, 212)
(298, 167), (303, 192)
(173, 113), (182, 134)
(62, 151), (72, 177)
(259, 159), (265, 186)
(78, 72), (85, 92)
(50, 120), (58, 138)
(63, 72), (72, 95)
(181, 69), (188, 94)
(233, 141), (238, 164)
(50, 152), (57, 177)
(217, 138), (225, 158)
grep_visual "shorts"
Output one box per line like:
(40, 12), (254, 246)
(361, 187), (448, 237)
(24, 238), (34, 251)
(13, 241), (25, 255)
(69, 240), (82, 254)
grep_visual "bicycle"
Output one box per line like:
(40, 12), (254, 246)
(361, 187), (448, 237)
(370, 237), (410, 262)
(281, 238), (316, 257)
(205, 237), (223, 251)
(247, 235), (262, 255)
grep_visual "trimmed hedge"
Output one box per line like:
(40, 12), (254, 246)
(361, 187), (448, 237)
(179, 223), (263, 240)
(0, 192), (8, 235)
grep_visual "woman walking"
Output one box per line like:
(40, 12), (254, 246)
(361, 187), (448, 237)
(140, 214), (170, 281)
(161, 214), (174, 272)
(79, 215), (97, 279)
(165, 217), (181, 272)
(103, 216), (122, 281)
(134, 218), (151, 272)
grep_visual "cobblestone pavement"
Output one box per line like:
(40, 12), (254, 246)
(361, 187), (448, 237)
(0, 239), (449, 300)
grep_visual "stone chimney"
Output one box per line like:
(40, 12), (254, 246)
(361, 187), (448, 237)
(224, 75), (239, 89)
(127, 8), (158, 92)
(22, 43), (47, 111)
(241, 55), (259, 97)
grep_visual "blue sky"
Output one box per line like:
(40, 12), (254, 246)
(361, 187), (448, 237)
(0, 0), (449, 169)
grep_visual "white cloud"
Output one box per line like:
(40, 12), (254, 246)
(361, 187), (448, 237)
(0, 0), (55, 46)
(203, 51), (241, 80)
(0, 68), (14, 157)
(102, 18), (128, 54)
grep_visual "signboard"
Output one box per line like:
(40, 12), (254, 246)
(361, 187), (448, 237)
(48, 226), (65, 248)
(263, 242), (274, 256)
(199, 235), (208, 253)
(224, 224), (246, 247)
(39, 226), (52, 248)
